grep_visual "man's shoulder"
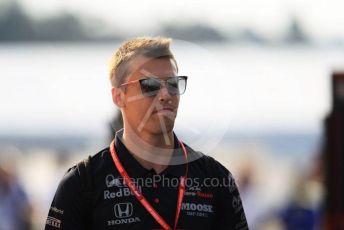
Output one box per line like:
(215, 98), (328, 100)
(90, 146), (110, 163)
(65, 147), (108, 172)
(60, 147), (110, 182)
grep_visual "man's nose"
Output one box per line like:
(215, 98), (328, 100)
(158, 83), (172, 101)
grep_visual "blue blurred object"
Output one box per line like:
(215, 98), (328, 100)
(280, 202), (318, 230)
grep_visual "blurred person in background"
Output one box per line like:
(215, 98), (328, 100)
(0, 162), (32, 230)
(45, 36), (248, 230)
(279, 156), (324, 230)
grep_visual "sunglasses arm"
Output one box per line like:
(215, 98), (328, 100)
(120, 79), (141, 87)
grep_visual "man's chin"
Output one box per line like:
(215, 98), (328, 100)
(146, 121), (175, 135)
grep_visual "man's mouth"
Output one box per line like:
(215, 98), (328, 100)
(153, 107), (175, 114)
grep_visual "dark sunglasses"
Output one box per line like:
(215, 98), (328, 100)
(120, 76), (188, 97)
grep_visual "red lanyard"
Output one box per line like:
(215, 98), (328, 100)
(110, 139), (189, 230)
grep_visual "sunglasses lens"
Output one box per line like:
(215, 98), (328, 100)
(139, 77), (187, 97)
(167, 76), (187, 95)
(167, 77), (179, 95)
(176, 77), (187, 95)
(140, 78), (161, 97)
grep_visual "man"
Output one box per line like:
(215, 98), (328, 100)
(45, 37), (248, 230)
(0, 163), (32, 230)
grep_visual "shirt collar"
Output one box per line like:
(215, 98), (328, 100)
(113, 129), (187, 178)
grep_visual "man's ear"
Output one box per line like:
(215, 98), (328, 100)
(111, 87), (126, 108)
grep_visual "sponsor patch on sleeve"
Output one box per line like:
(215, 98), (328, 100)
(46, 216), (62, 228)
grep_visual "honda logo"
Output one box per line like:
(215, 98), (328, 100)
(114, 203), (133, 218)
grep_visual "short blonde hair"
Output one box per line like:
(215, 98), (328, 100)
(108, 36), (178, 87)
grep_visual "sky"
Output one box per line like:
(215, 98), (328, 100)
(14, 0), (344, 39)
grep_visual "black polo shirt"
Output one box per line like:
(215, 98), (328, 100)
(45, 131), (248, 230)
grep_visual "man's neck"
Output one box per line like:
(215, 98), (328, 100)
(121, 127), (175, 174)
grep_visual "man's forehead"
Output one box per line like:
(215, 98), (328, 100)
(139, 70), (177, 80)
(126, 55), (177, 79)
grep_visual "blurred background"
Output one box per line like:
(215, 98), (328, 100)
(1, 0), (344, 229)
